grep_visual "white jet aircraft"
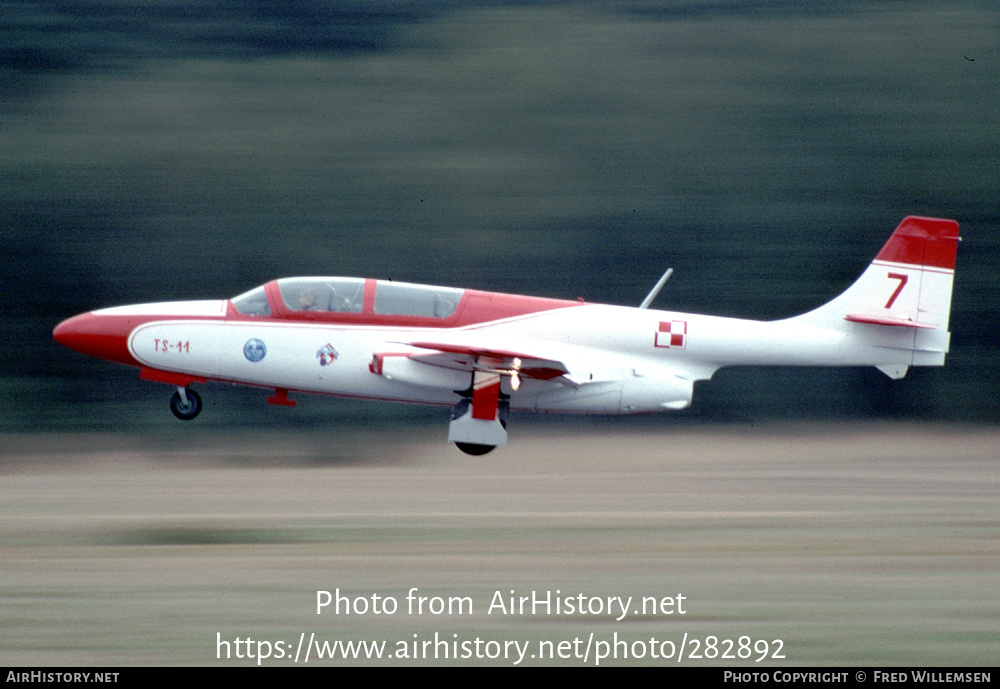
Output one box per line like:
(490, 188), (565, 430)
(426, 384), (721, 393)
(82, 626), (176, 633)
(53, 216), (959, 454)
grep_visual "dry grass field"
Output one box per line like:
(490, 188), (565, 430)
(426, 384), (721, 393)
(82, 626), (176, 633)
(2, 425), (997, 666)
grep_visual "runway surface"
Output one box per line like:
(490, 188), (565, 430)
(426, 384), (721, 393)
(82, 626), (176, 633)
(2, 425), (997, 666)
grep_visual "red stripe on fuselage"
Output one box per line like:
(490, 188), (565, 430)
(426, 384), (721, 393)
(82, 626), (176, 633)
(458, 290), (581, 326)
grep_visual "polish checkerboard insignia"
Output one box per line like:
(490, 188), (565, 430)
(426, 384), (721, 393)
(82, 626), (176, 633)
(655, 320), (687, 349)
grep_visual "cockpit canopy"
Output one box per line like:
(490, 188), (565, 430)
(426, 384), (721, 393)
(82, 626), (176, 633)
(278, 277), (365, 314)
(230, 278), (465, 320)
(230, 285), (271, 316)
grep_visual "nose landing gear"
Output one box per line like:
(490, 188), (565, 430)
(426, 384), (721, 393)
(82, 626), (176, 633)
(169, 387), (202, 420)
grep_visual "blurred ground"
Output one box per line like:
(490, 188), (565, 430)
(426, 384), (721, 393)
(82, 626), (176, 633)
(1, 425), (996, 666)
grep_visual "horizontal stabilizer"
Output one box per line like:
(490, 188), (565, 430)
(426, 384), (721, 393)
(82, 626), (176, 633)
(845, 314), (936, 329)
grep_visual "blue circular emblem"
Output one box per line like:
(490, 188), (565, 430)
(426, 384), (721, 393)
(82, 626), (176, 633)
(243, 338), (267, 362)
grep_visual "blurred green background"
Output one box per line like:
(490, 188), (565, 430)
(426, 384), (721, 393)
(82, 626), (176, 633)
(3, 0), (998, 432)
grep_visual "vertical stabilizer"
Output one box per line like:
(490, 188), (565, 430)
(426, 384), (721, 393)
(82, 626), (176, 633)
(789, 216), (960, 374)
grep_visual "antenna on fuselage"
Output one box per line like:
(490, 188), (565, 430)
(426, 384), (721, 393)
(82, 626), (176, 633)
(639, 268), (673, 309)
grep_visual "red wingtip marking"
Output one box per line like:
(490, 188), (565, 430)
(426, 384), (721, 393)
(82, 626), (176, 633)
(875, 216), (960, 270)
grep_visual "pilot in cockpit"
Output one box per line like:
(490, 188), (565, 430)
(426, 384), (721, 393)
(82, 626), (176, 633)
(298, 289), (319, 311)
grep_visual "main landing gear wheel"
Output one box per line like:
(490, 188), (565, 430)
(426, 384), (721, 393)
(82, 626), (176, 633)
(455, 442), (496, 456)
(449, 384), (509, 456)
(169, 388), (202, 420)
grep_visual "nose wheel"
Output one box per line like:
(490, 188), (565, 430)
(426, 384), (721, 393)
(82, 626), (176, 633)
(169, 387), (202, 420)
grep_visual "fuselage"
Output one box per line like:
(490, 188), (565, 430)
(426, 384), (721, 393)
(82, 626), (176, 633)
(51, 275), (911, 416)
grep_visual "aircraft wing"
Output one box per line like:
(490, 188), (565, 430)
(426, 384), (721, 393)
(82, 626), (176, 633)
(406, 340), (570, 382)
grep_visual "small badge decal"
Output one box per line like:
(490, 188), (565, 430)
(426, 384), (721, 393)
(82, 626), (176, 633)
(317, 343), (339, 366)
(243, 338), (267, 362)
(655, 320), (687, 349)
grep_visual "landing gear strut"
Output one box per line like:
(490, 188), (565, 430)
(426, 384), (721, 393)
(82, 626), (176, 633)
(449, 390), (509, 456)
(169, 387), (202, 420)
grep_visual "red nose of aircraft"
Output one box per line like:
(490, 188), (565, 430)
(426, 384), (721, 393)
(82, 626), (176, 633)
(53, 311), (139, 365)
(54, 300), (231, 366)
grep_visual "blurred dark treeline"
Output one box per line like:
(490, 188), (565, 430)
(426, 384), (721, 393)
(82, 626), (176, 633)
(3, 1), (998, 432)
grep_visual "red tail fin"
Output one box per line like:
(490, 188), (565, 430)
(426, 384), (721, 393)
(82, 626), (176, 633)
(787, 216), (960, 375)
(875, 216), (960, 270)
